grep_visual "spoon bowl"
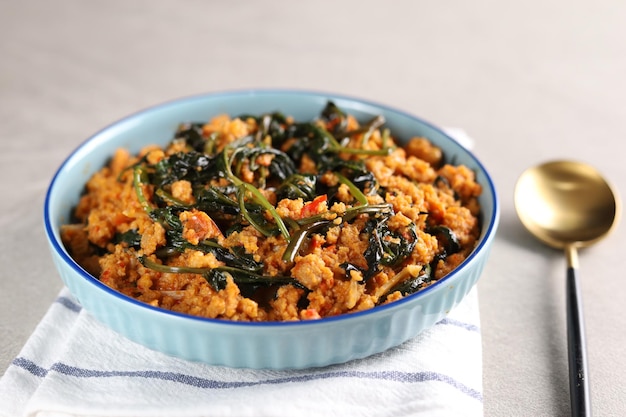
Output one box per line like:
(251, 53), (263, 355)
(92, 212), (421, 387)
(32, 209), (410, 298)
(515, 160), (619, 249)
(515, 160), (620, 417)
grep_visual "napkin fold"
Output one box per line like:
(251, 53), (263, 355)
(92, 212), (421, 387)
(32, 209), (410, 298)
(0, 286), (482, 417)
(0, 127), (482, 417)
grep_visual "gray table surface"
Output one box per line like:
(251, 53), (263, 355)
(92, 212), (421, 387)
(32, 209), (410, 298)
(2, 1), (626, 415)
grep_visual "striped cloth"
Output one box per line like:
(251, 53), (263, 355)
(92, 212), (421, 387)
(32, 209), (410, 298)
(0, 286), (483, 417)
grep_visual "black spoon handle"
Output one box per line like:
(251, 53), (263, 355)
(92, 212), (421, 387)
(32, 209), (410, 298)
(567, 266), (591, 417)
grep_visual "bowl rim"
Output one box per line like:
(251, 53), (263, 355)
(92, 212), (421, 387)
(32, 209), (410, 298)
(44, 88), (499, 328)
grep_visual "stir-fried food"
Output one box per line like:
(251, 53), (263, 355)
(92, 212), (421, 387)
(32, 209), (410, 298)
(62, 102), (482, 321)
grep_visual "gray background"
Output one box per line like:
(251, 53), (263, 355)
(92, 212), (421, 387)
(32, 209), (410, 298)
(2, 1), (625, 415)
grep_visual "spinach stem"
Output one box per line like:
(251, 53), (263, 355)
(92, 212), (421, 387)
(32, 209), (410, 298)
(133, 166), (153, 214)
(331, 147), (393, 156)
(282, 219), (328, 263)
(320, 115), (394, 156)
(155, 189), (190, 208)
(358, 115), (386, 147)
(335, 173), (368, 206)
(140, 256), (206, 275)
(223, 147), (291, 241)
(237, 184), (273, 237)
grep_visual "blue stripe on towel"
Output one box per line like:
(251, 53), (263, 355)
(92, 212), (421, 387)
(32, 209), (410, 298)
(438, 318), (480, 333)
(55, 296), (82, 313)
(12, 357), (482, 402)
(12, 357), (48, 377)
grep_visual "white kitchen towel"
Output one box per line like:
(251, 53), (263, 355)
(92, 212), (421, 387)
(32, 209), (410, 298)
(0, 127), (481, 417)
(0, 286), (483, 417)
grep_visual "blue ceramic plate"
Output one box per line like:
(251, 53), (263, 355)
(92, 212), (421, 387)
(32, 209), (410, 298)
(44, 90), (499, 369)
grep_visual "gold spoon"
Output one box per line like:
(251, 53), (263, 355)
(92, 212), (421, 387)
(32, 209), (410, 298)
(514, 160), (620, 417)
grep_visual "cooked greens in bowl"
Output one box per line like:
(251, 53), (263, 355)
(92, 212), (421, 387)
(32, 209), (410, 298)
(45, 90), (498, 368)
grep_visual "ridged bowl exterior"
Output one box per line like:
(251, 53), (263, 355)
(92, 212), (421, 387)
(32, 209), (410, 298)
(44, 90), (499, 369)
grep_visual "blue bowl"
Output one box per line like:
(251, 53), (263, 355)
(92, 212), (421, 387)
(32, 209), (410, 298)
(44, 90), (499, 369)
